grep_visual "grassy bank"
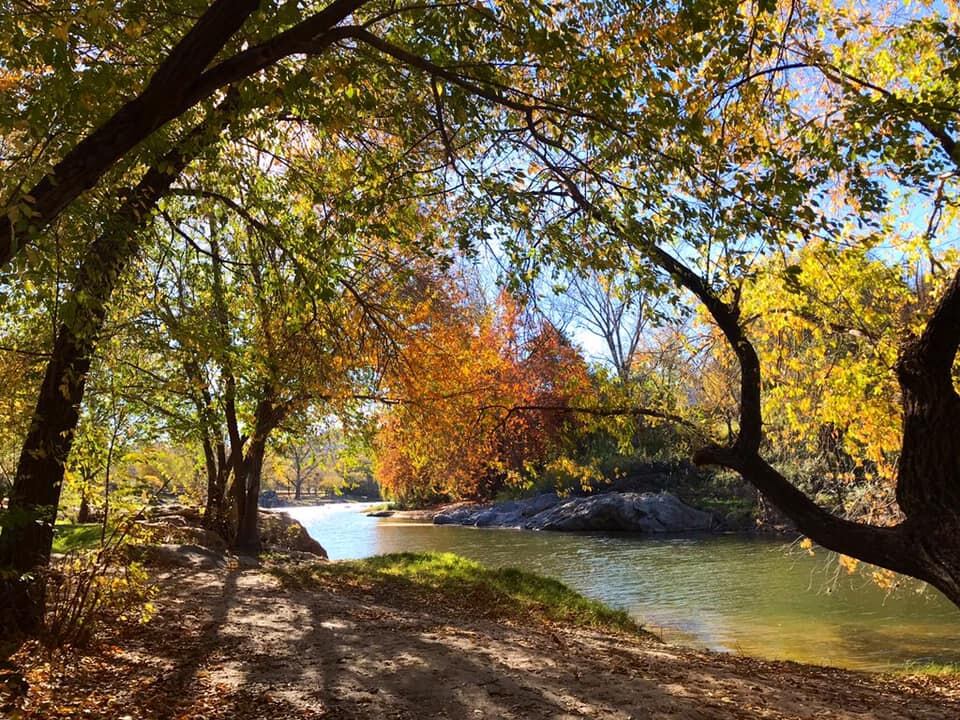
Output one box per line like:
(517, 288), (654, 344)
(271, 551), (643, 635)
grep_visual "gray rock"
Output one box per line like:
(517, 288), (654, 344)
(434, 505), (485, 525)
(141, 543), (227, 570)
(529, 492), (713, 532)
(434, 491), (713, 534)
(137, 521), (228, 552)
(258, 510), (328, 558)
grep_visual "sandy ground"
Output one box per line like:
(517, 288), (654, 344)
(11, 562), (960, 719)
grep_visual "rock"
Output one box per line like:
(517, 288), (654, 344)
(258, 510), (328, 558)
(366, 510), (395, 517)
(434, 493), (560, 527)
(137, 522), (228, 552)
(144, 503), (203, 526)
(139, 543), (227, 570)
(434, 491), (714, 534)
(530, 492), (714, 533)
(259, 489), (283, 508)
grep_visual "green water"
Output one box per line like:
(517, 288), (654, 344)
(285, 503), (960, 672)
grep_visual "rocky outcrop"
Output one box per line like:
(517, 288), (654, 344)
(258, 510), (328, 558)
(138, 521), (229, 552)
(434, 492), (714, 533)
(137, 543), (228, 570)
(137, 504), (328, 559)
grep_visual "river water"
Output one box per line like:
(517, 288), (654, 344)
(285, 502), (960, 672)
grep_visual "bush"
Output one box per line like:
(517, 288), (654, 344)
(42, 523), (157, 648)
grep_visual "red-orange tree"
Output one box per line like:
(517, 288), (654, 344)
(375, 283), (589, 506)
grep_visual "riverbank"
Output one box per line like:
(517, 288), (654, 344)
(8, 552), (959, 719)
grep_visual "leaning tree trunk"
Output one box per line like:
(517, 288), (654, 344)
(889, 268), (960, 602)
(548, 163), (960, 607)
(0, 100), (234, 634)
(688, 263), (960, 605)
(0, 0), (258, 270)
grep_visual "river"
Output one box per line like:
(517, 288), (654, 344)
(284, 502), (960, 672)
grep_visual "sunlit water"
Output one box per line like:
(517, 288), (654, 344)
(284, 502), (960, 672)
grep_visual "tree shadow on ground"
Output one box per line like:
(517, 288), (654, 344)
(118, 566), (960, 720)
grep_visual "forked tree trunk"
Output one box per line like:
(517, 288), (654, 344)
(234, 437), (268, 554)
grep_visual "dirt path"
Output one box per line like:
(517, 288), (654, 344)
(14, 563), (960, 719)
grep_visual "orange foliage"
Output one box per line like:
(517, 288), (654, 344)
(375, 283), (589, 505)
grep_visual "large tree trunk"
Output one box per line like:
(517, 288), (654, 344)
(234, 437), (267, 554)
(0, 0), (257, 271)
(689, 266), (960, 605)
(184, 359), (232, 536)
(0, 102), (234, 634)
(232, 390), (288, 553)
(200, 436), (231, 536)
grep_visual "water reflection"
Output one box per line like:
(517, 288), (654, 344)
(284, 503), (960, 671)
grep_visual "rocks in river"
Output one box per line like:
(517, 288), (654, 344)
(259, 489), (283, 508)
(433, 491), (714, 533)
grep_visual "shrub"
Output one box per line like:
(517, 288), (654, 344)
(42, 522), (157, 648)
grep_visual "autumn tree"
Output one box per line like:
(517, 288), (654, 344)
(375, 278), (591, 505)
(493, 0), (960, 604)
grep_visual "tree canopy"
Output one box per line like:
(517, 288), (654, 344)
(1, 0), (959, 635)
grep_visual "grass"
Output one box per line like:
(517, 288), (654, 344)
(271, 551), (645, 635)
(898, 660), (960, 677)
(363, 502), (395, 513)
(52, 522), (102, 553)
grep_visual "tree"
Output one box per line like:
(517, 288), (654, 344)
(376, 280), (591, 505)
(505, 0), (960, 604)
(563, 269), (656, 384)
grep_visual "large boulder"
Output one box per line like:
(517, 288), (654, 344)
(137, 522), (229, 552)
(434, 493), (561, 527)
(144, 503), (204, 526)
(434, 491), (713, 533)
(258, 510), (328, 558)
(528, 492), (714, 532)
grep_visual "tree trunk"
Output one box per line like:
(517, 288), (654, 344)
(294, 452), (304, 501)
(0, 0), (257, 270)
(547, 166), (960, 607)
(234, 437), (267, 554)
(0, 0), (368, 273)
(76, 493), (94, 524)
(232, 391), (288, 553)
(0, 100), (234, 634)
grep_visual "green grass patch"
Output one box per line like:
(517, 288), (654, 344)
(52, 523), (102, 553)
(363, 502), (395, 513)
(898, 660), (960, 677)
(271, 551), (645, 635)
